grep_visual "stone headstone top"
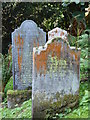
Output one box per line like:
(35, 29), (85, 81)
(48, 27), (68, 41)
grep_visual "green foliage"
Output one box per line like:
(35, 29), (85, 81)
(4, 76), (13, 96)
(2, 50), (12, 91)
(0, 99), (32, 118)
(64, 82), (89, 118)
(68, 29), (89, 80)
(2, 2), (63, 54)
(2, 2), (88, 54)
(77, 31), (89, 80)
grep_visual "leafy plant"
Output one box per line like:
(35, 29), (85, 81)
(68, 29), (89, 81)
(4, 76), (13, 96)
(78, 31), (89, 80)
(2, 45), (12, 92)
(0, 99), (32, 118)
(2, 2), (89, 54)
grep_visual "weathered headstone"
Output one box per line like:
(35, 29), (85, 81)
(32, 37), (81, 119)
(48, 27), (68, 41)
(12, 20), (46, 90)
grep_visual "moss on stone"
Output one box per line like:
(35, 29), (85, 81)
(7, 90), (31, 96)
(33, 91), (79, 119)
(7, 90), (32, 108)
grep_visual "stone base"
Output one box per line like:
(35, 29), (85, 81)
(32, 93), (79, 119)
(7, 90), (31, 108)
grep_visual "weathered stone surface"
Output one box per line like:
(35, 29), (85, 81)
(32, 37), (81, 119)
(12, 20), (46, 90)
(7, 90), (32, 108)
(48, 27), (68, 41)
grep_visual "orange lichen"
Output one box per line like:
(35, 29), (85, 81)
(34, 40), (36, 47)
(60, 31), (64, 37)
(18, 55), (22, 72)
(8, 44), (12, 57)
(34, 40), (80, 75)
(55, 29), (58, 33)
(15, 34), (24, 72)
(35, 41), (62, 75)
(70, 50), (78, 61)
(37, 42), (39, 47)
(18, 34), (21, 47)
(15, 36), (17, 46)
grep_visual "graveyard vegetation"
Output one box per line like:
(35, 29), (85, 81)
(0, 81), (89, 119)
(0, 2), (89, 119)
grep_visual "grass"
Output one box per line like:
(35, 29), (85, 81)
(0, 99), (32, 119)
(0, 81), (89, 119)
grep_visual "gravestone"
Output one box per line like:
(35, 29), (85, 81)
(12, 20), (46, 90)
(48, 27), (68, 41)
(32, 37), (81, 119)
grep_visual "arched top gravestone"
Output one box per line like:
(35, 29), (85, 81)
(19, 20), (39, 37)
(12, 20), (46, 90)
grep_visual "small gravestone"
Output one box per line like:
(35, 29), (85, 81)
(12, 20), (46, 90)
(48, 27), (68, 41)
(32, 36), (81, 119)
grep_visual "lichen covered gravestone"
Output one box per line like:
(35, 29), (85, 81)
(32, 37), (81, 119)
(48, 27), (68, 41)
(12, 20), (46, 90)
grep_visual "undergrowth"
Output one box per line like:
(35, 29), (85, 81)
(0, 82), (89, 119)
